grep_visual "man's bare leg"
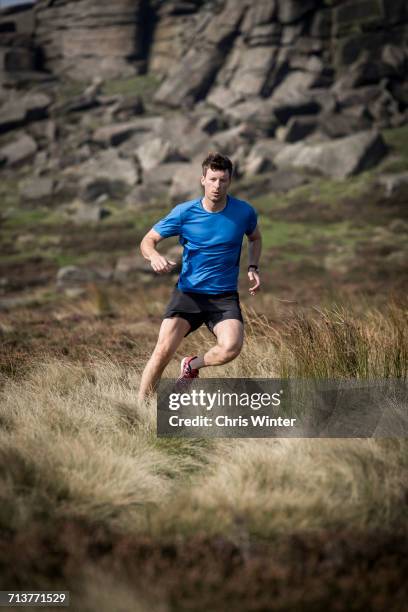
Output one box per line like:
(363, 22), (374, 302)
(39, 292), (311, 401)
(189, 319), (244, 370)
(138, 317), (191, 401)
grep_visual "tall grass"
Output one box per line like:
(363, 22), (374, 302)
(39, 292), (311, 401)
(240, 301), (408, 379)
(0, 302), (407, 545)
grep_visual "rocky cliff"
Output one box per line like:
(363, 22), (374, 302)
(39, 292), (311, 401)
(30, 1), (406, 113)
(1, 0), (408, 302)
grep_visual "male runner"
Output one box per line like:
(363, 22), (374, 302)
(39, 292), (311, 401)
(137, 152), (262, 401)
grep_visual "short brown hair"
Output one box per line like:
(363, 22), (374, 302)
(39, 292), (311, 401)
(202, 152), (233, 178)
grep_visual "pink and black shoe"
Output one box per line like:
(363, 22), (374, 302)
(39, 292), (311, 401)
(176, 356), (199, 387)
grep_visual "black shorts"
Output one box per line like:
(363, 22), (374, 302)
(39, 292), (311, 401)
(163, 286), (243, 336)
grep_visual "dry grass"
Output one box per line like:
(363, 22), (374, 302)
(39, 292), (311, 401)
(240, 301), (408, 379)
(0, 302), (407, 546)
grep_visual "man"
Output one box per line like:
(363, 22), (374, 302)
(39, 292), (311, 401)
(138, 152), (262, 401)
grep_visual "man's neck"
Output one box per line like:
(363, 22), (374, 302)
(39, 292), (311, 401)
(202, 194), (228, 213)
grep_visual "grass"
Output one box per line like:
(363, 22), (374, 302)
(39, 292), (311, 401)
(0, 302), (406, 536)
(252, 172), (375, 214)
(102, 75), (161, 99)
(259, 216), (364, 252)
(0, 298), (406, 609)
(381, 124), (408, 173)
(258, 218), (310, 248)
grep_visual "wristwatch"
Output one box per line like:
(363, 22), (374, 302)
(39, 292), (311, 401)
(248, 265), (259, 272)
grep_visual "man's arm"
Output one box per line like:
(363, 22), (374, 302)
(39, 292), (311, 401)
(140, 229), (177, 274)
(247, 225), (262, 295)
(247, 225), (262, 268)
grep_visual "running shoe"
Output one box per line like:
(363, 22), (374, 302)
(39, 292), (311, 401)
(176, 355), (199, 387)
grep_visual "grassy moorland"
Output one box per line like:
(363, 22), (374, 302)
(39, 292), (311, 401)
(0, 117), (408, 609)
(0, 299), (407, 611)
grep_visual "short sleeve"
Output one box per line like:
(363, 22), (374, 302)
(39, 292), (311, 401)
(245, 206), (258, 236)
(152, 205), (182, 238)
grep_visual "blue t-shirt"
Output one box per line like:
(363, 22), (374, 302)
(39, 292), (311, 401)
(152, 195), (258, 293)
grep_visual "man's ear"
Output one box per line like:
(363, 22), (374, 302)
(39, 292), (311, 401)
(200, 175), (205, 186)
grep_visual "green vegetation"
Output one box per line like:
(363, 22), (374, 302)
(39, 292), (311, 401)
(0, 176), (22, 209)
(260, 218), (312, 248)
(253, 172), (375, 214)
(381, 124), (408, 173)
(54, 79), (87, 104)
(102, 74), (161, 99)
(2, 208), (64, 229)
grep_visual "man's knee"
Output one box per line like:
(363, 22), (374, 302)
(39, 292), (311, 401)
(218, 339), (242, 361)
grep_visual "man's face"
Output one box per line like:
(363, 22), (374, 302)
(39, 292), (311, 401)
(201, 167), (231, 202)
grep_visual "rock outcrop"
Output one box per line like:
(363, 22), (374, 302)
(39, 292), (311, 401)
(34, 0), (149, 80)
(0, 0), (407, 215)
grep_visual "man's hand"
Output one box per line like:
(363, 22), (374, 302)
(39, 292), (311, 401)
(149, 252), (177, 274)
(248, 269), (260, 295)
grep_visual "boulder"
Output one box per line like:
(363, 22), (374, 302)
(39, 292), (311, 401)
(56, 265), (111, 287)
(170, 161), (203, 203)
(92, 117), (164, 147)
(111, 95), (144, 119)
(333, 30), (395, 68)
(307, 88), (337, 114)
(0, 93), (51, 134)
(0, 133), (37, 167)
(125, 183), (168, 210)
(283, 116), (318, 142)
(241, 1), (278, 32)
(274, 130), (387, 179)
(79, 177), (129, 202)
(35, 0), (146, 80)
(368, 90), (399, 124)
(278, 24), (301, 46)
(154, 45), (224, 108)
(224, 99), (278, 136)
(53, 93), (100, 115)
(289, 54), (324, 74)
(229, 46), (277, 97)
(136, 138), (187, 172)
(207, 86), (244, 111)
(114, 254), (155, 281)
(19, 176), (55, 202)
(211, 124), (255, 156)
(243, 153), (272, 176)
(271, 70), (319, 101)
(247, 139), (286, 165)
(272, 96), (320, 125)
(196, 113), (228, 135)
(245, 23), (282, 47)
(334, 83), (385, 109)
(269, 71), (321, 122)
(319, 112), (371, 139)
(230, 144), (251, 178)
(0, 102), (26, 134)
(144, 162), (192, 187)
(21, 93), (52, 122)
(154, 0), (247, 107)
(336, 49), (405, 87)
(381, 44), (408, 77)
(377, 173), (408, 198)
(66, 148), (139, 189)
(66, 200), (111, 224)
(267, 168), (309, 192)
